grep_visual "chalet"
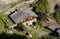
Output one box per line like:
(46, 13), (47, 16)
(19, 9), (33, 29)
(9, 9), (38, 26)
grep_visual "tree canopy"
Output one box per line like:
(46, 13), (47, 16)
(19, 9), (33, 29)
(54, 4), (60, 24)
(32, 0), (50, 21)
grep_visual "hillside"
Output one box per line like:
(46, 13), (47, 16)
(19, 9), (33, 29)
(47, 0), (60, 12)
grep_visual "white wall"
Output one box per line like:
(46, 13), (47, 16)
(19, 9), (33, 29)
(23, 18), (37, 26)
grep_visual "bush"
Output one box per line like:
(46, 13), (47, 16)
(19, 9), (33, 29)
(14, 23), (24, 31)
(54, 4), (60, 24)
(32, 0), (50, 21)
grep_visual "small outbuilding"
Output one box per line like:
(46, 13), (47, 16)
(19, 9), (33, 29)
(44, 25), (59, 32)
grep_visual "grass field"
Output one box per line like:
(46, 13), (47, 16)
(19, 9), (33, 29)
(0, 13), (13, 34)
(55, 12), (60, 24)
(0, 13), (26, 35)
(0, 19), (5, 34)
(0, 14), (13, 25)
(32, 33), (38, 39)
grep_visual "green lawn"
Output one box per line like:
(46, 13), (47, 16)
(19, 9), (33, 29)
(0, 19), (5, 34)
(32, 33), (38, 39)
(29, 21), (51, 39)
(0, 14), (13, 25)
(0, 13), (25, 35)
(0, 13), (13, 34)
(10, 2), (20, 8)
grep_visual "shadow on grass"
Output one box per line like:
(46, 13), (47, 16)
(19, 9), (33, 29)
(8, 9), (18, 24)
(0, 32), (27, 39)
(49, 32), (59, 37)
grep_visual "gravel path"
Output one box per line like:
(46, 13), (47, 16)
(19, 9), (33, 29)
(47, 0), (57, 12)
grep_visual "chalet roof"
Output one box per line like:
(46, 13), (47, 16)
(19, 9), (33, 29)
(10, 9), (38, 23)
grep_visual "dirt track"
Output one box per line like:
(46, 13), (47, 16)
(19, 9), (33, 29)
(47, 0), (60, 12)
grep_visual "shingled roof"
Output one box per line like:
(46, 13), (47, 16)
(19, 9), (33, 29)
(9, 9), (38, 23)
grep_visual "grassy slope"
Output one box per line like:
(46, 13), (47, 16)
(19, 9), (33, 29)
(0, 19), (5, 34)
(32, 33), (38, 39)
(0, 14), (13, 25)
(10, 2), (20, 8)
(0, 13), (13, 34)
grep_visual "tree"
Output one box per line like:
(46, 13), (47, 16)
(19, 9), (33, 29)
(55, 12), (60, 24)
(14, 23), (24, 31)
(54, 4), (60, 24)
(18, 23), (24, 31)
(32, 0), (50, 21)
(37, 13), (47, 21)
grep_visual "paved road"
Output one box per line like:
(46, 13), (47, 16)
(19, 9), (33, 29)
(2, 0), (35, 14)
